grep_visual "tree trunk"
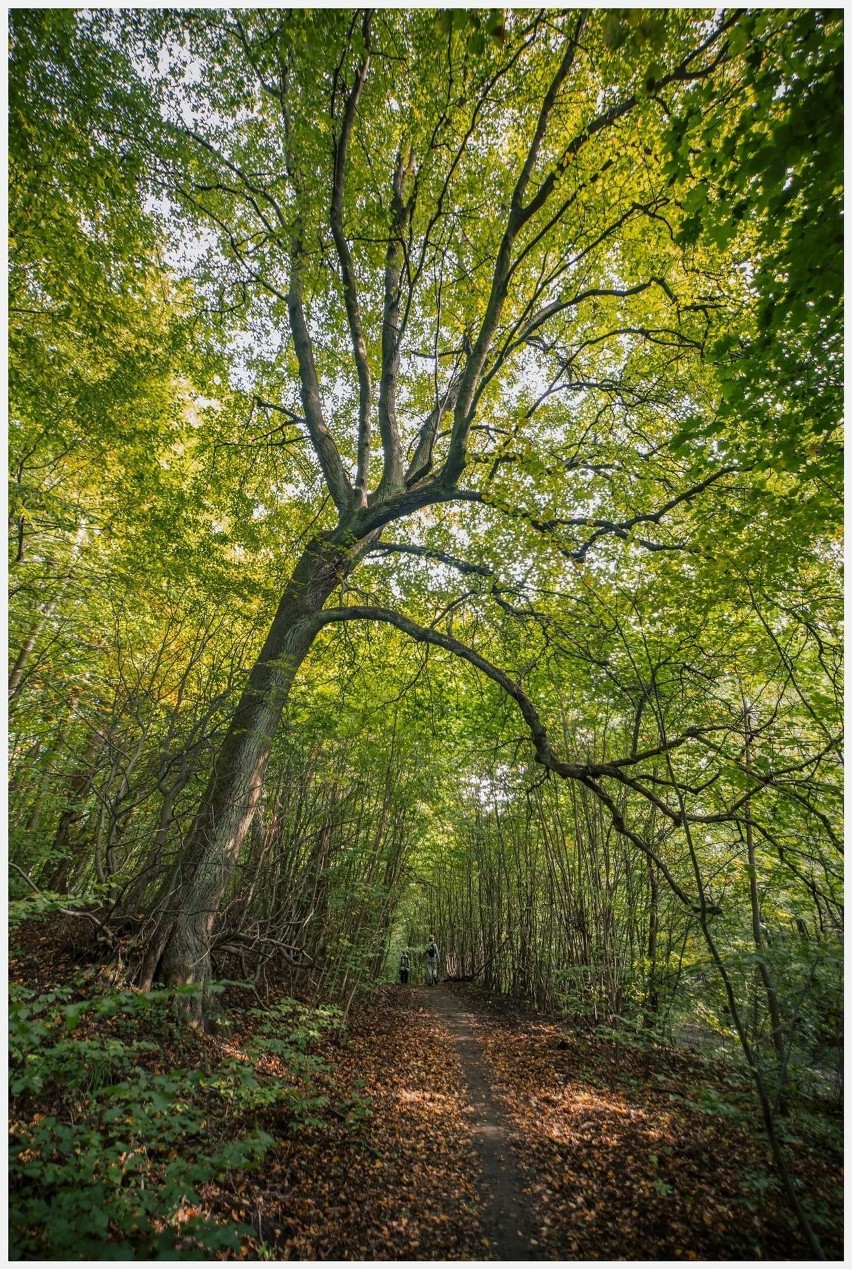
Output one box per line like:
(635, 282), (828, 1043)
(742, 708), (787, 1108)
(645, 858), (660, 1026)
(136, 533), (355, 1011)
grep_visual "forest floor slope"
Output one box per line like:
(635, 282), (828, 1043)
(314, 982), (842, 1261)
(9, 923), (843, 1259)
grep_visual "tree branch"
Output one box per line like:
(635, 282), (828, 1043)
(440, 15), (586, 486)
(377, 148), (415, 496)
(281, 72), (354, 518)
(287, 257), (354, 517)
(439, 13), (735, 487)
(310, 604), (714, 912)
(330, 12), (373, 508)
(404, 377), (461, 487)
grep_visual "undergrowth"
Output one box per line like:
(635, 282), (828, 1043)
(9, 967), (354, 1259)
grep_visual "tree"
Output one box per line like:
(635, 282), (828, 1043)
(116, 7), (766, 1005)
(9, 24), (840, 1206)
(9, 19), (841, 1251)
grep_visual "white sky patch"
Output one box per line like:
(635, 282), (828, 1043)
(463, 766), (514, 808)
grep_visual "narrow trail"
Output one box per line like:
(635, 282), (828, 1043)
(428, 984), (541, 1260)
(8, 925), (843, 1261)
(236, 980), (840, 1260)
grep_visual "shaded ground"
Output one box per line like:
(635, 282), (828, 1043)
(429, 985), (542, 1260)
(223, 982), (841, 1260)
(437, 985), (843, 1261)
(9, 923), (843, 1259)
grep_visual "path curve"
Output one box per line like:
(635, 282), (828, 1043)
(428, 984), (543, 1261)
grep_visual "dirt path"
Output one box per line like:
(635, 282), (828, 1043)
(10, 924), (843, 1260)
(428, 984), (542, 1260)
(229, 981), (841, 1260)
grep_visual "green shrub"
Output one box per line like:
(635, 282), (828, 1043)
(9, 981), (344, 1258)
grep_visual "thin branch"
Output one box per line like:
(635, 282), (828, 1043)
(377, 148), (415, 495)
(330, 11), (373, 507)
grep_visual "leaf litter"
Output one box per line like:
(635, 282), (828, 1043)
(9, 921), (843, 1260)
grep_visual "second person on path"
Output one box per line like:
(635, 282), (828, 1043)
(424, 934), (440, 985)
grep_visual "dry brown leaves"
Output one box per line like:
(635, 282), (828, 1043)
(10, 921), (842, 1261)
(452, 984), (843, 1261)
(217, 987), (488, 1260)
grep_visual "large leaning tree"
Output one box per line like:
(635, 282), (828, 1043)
(65, 8), (837, 1016)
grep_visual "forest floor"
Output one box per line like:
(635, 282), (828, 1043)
(9, 922), (844, 1260)
(225, 982), (842, 1262)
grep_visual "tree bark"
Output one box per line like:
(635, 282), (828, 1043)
(743, 713), (788, 1109)
(644, 857), (660, 1026)
(136, 532), (357, 1010)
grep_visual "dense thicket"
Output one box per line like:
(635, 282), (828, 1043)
(9, 8), (842, 1254)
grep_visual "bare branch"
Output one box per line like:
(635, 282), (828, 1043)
(330, 11), (373, 508)
(377, 148), (416, 496)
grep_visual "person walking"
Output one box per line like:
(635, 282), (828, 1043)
(399, 949), (410, 984)
(424, 934), (440, 985)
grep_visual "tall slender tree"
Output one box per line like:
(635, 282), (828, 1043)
(10, 10), (840, 1087)
(123, 8), (764, 1001)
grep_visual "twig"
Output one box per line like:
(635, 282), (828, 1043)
(9, 862), (115, 941)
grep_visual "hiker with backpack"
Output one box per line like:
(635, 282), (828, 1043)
(399, 949), (410, 984)
(424, 934), (440, 985)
